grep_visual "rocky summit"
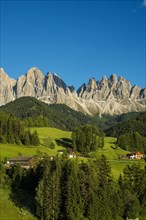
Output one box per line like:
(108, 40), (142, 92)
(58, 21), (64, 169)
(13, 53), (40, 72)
(0, 67), (146, 115)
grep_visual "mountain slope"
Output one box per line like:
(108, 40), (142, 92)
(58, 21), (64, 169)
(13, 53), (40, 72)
(0, 96), (143, 132)
(0, 67), (146, 115)
(105, 111), (146, 137)
(0, 97), (94, 130)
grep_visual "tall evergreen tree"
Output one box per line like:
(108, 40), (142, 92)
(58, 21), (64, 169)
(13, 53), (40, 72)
(65, 160), (84, 220)
(31, 130), (40, 146)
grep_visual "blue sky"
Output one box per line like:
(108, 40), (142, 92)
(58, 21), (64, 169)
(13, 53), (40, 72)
(1, 0), (146, 89)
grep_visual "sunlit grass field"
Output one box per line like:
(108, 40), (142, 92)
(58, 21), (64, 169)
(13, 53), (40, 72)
(90, 137), (145, 178)
(0, 127), (71, 161)
(30, 127), (72, 144)
(0, 143), (65, 161)
(0, 127), (145, 179)
(90, 137), (129, 160)
(0, 127), (146, 220)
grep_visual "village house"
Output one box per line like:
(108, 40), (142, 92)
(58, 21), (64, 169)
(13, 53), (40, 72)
(5, 156), (34, 169)
(126, 152), (144, 160)
(134, 152), (144, 159)
(67, 149), (76, 158)
(57, 149), (76, 158)
(57, 149), (66, 154)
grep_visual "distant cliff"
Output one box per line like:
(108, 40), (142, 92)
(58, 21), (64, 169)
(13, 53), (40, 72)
(0, 67), (145, 115)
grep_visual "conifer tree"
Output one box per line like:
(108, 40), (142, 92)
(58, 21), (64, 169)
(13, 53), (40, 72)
(31, 130), (40, 146)
(65, 161), (84, 220)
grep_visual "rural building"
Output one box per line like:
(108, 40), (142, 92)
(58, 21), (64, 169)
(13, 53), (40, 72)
(6, 156), (34, 168)
(57, 150), (65, 154)
(126, 152), (144, 160)
(67, 149), (76, 158)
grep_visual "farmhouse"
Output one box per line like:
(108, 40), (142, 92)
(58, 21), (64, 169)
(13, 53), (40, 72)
(57, 149), (66, 154)
(126, 152), (144, 160)
(134, 152), (144, 159)
(67, 149), (76, 158)
(57, 149), (76, 158)
(6, 156), (34, 168)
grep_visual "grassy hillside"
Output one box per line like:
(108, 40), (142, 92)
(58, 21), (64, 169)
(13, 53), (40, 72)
(0, 128), (71, 161)
(90, 137), (127, 160)
(30, 127), (71, 142)
(1, 127), (145, 179)
(0, 143), (65, 161)
(0, 188), (37, 220)
(89, 137), (145, 178)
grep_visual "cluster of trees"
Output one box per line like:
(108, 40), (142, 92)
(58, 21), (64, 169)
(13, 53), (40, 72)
(72, 124), (104, 153)
(0, 97), (97, 131)
(105, 112), (146, 153)
(105, 112), (146, 138)
(0, 111), (40, 146)
(2, 155), (146, 220)
(21, 130), (40, 146)
(117, 131), (146, 153)
(24, 116), (49, 127)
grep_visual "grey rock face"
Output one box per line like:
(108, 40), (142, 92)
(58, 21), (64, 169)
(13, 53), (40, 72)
(16, 67), (44, 98)
(0, 68), (16, 105)
(130, 85), (141, 100)
(0, 67), (145, 115)
(116, 77), (132, 100)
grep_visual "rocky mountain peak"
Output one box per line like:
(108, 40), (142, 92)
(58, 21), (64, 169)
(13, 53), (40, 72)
(0, 67), (145, 115)
(0, 68), (16, 84)
(130, 85), (141, 100)
(68, 85), (76, 93)
(52, 72), (67, 91)
(86, 78), (97, 92)
(99, 75), (108, 87)
(26, 67), (44, 78)
(0, 69), (16, 105)
(102, 75), (108, 81)
(77, 83), (86, 97)
(0, 68), (5, 74)
(46, 72), (52, 76)
(53, 72), (61, 78)
(109, 74), (117, 83)
(108, 74), (117, 90)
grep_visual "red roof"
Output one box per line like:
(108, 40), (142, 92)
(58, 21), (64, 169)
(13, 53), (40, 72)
(134, 152), (144, 155)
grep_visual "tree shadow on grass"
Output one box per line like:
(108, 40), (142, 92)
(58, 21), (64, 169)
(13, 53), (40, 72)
(55, 138), (72, 149)
(110, 145), (117, 150)
(9, 189), (36, 216)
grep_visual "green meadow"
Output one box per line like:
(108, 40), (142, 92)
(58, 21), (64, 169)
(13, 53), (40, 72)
(90, 136), (128, 160)
(0, 127), (71, 161)
(0, 127), (146, 220)
(30, 127), (72, 143)
(0, 127), (145, 179)
(0, 143), (65, 161)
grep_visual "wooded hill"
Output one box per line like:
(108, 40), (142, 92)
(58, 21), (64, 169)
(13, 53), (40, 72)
(0, 96), (143, 132)
(105, 111), (146, 137)
(0, 97), (94, 131)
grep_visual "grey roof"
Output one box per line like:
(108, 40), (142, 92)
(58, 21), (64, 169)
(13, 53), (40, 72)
(7, 156), (33, 162)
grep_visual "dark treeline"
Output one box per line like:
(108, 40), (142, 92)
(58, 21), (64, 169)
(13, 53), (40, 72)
(0, 111), (40, 146)
(72, 124), (104, 153)
(105, 112), (146, 138)
(1, 155), (146, 220)
(1, 96), (144, 132)
(0, 97), (96, 131)
(105, 112), (146, 153)
(117, 131), (146, 153)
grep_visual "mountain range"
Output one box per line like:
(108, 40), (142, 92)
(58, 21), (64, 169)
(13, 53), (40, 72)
(0, 67), (146, 115)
